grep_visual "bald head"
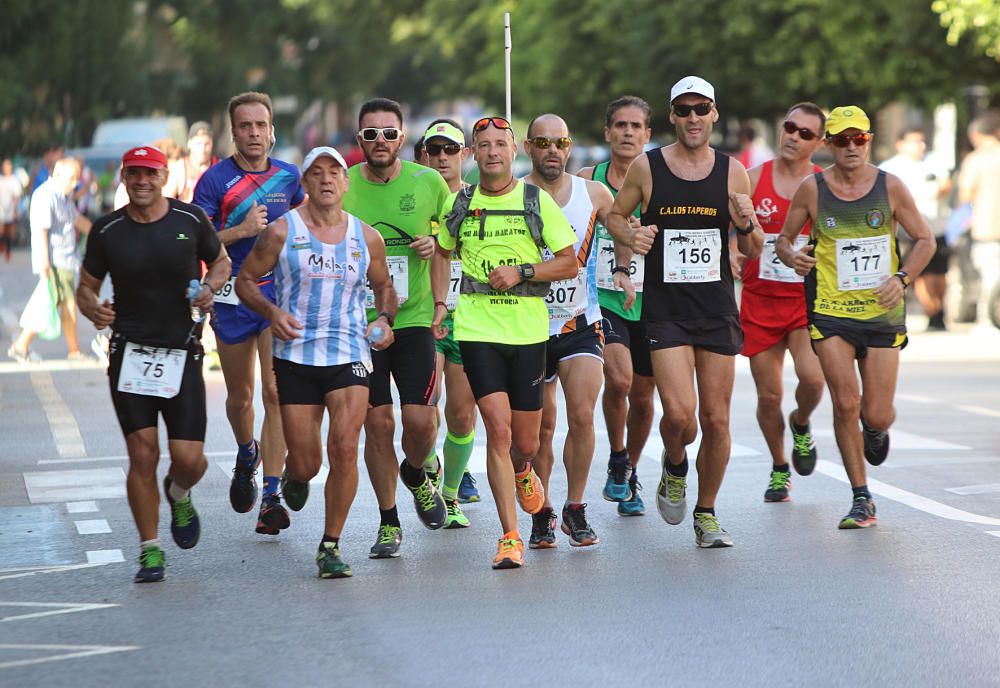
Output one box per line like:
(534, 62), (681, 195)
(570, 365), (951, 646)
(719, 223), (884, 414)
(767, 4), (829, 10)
(526, 113), (569, 139)
(525, 113), (573, 183)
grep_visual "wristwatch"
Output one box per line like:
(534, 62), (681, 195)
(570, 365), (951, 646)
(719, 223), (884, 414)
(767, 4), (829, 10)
(894, 270), (911, 288)
(517, 263), (535, 281)
(735, 223), (755, 236)
(611, 266), (630, 276)
(378, 310), (394, 327)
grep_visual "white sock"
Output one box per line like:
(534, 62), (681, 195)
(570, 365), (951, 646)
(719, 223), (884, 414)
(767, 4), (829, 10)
(167, 479), (190, 502)
(141, 539), (161, 550)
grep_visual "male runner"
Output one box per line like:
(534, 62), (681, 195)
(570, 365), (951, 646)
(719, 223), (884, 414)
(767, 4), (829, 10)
(776, 106), (935, 529)
(237, 146), (397, 578)
(738, 103), (826, 502)
(420, 119), (481, 526)
(343, 98), (452, 557)
(524, 114), (614, 548)
(432, 116), (578, 568)
(608, 77), (761, 547)
(193, 92), (304, 535)
(77, 145), (231, 582)
(578, 96), (655, 516)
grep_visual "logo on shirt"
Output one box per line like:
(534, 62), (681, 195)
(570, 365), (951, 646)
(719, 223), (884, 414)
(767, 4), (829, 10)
(291, 235), (310, 250)
(825, 217), (837, 229)
(176, 233), (189, 240)
(755, 197), (777, 219)
(399, 193), (416, 214)
(865, 209), (885, 229)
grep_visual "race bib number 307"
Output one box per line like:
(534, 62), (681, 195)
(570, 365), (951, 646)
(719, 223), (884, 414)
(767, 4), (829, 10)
(366, 255), (409, 309)
(662, 228), (721, 283)
(117, 342), (187, 399)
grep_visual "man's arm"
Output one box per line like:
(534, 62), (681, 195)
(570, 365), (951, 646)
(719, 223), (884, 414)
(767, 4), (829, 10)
(588, 179), (635, 308)
(77, 268), (114, 329)
(430, 245), (451, 339)
(235, 217), (299, 339)
(728, 159), (763, 259)
(775, 177), (817, 275)
(607, 155), (656, 254)
(216, 201), (268, 246)
(363, 223), (397, 350)
(873, 175), (936, 309)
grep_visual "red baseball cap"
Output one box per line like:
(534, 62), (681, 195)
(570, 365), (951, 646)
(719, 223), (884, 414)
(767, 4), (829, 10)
(122, 146), (168, 169)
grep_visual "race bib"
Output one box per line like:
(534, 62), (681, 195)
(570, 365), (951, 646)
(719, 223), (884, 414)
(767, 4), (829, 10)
(214, 276), (239, 306)
(595, 228), (644, 292)
(545, 268), (587, 323)
(836, 235), (890, 290)
(662, 228), (721, 283)
(366, 255), (408, 309)
(116, 342), (187, 399)
(446, 260), (462, 310)
(759, 234), (807, 283)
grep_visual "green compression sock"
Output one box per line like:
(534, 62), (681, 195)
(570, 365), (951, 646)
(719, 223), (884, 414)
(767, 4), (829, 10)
(442, 430), (475, 500)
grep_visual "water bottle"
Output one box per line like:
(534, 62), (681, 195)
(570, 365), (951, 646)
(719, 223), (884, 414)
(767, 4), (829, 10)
(187, 279), (205, 323)
(367, 326), (384, 346)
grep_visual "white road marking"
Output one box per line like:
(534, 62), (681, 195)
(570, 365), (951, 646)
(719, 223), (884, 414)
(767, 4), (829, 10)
(74, 519), (111, 535)
(0, 360), (104, 374)
(0, 601), (118, 624)
(986, 531), (1000, 538)
(883, 455), (1000, 468)
(29, 371), (86, 458)
(39, 450), (235, 465)
(0, 562), (113, 582)
(813, 428), (969, 451)
(815, 460), (1000, 526)
(945, 483), (1000, 496)
(23, 467), (126, 503)
(86, 550), (124, 564)
(65, 501), (98, 513)
(896, 393), (936, 403)
(0, 643), (138, 670)
(957, 404), (1000, 419)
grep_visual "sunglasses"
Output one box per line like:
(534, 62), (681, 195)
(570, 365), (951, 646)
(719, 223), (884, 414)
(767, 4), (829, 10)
(827, 132), (873, 148)
(671, 102), (714, 118)
(473, 117), (513, 134)
(527, 136), (573, 150)
(782, 120), (820, 141)
(425, 142), (462, 156)
(359, 127), (401, 142)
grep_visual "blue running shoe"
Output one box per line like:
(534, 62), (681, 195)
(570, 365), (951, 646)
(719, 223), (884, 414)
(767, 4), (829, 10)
(618, 477), (645, 516)
(458, 470), (481, 503)
(163, 476), (200, 549)
(603, 455), (633, 502)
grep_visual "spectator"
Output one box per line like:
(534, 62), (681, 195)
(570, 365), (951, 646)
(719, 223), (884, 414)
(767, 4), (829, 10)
(958, 110), (1000, 327)
(0, 159), (23, 261)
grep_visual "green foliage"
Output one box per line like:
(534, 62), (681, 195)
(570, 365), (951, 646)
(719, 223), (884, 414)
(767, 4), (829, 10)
(933, 0), (1000, 58)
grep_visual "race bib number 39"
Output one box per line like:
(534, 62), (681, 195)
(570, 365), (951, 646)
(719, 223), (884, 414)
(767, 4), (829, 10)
(595, 227), (644, 292)
(117, 342), (187, 399)
(446, 260), (462, 310)
(366, 255), (409, 309)
(835, 235), (890, 291)
(759, 234), (807, 283)
(663, 228), (721, 283)
(214, 276), (239, 306)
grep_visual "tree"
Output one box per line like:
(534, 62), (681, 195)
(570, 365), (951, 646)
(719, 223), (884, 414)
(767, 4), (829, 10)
(933, 0), (1000, 59)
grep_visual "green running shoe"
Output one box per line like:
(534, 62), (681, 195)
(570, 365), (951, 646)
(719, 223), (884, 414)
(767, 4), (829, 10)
(316, 541), (352, 579)
(369, 524), (402, 559)
(134, 545), (165, 583)
(693, 512), (734, 548)
(789, 412), (817, 475)
(280, 468), (310, 512)
(444, 499), (470, 529)
(764, 470), (792, 503)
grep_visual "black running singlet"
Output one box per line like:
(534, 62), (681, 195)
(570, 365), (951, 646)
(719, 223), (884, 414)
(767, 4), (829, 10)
(640, 149), (736, 322)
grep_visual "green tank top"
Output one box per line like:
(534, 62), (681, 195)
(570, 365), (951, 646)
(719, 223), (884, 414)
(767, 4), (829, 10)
(593, 161), (644, 321)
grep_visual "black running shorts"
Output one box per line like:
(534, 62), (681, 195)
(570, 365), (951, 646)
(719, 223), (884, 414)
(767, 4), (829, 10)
(459, 340), (546, 412)
(273, 356), (370, 405)
(369, 326), (437, 407)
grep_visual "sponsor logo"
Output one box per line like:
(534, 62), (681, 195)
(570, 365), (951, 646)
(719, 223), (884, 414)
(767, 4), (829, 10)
(825, 217), (837, 228)
(865, 209), (885, 228)
(176, 233), (189, 240)
(755, 197), (777, 219)
(135, 148), (149, 156)
(352, 362), (368, 378)
(399, 193), (416, 213)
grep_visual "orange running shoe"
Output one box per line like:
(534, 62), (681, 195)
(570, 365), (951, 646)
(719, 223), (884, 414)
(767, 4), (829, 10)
(514, 466), (545, 514)
(492, 532), (524, 569)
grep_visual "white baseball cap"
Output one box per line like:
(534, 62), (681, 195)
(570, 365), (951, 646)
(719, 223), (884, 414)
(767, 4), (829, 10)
(301, 146), (348, 174)
(670, 76), (715, 103)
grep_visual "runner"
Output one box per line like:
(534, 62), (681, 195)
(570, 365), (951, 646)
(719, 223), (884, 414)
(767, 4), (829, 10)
(420, 119), (481, 524)
(165, 121), (217, 203)
(736, 103), (826, 503)
(578, 96), (655, 516)
(77, 145), (231, 582)
(342, 98), (452, 557)
(192, 92), (304, 535)
(236, 146), (397, 578)
(432, 116), (578, 568)
(776, 106), (935, 529)
(524, 114), (614, 548)
(607, 77), (762, 547)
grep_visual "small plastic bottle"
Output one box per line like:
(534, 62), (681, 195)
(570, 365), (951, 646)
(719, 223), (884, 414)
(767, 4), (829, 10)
(187, 279), (205, 322)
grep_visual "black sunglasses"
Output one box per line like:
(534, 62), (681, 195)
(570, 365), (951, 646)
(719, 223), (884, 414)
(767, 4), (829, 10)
(527, 136), (572, 150)
(359, 127), (401, 142)
(425, 142), (462, 156)
(672, 102), (714, 118)
(782, 120), (820, 141)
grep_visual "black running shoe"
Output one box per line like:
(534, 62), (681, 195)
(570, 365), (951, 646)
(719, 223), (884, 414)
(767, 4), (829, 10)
(163, 476), (200, 549)
(764, 470), (792, 503)
(280, 467), (310, 512)
(256, 493), (291, 534)
(401, 459), (446, 529)
(369, 524), (402, 559)
(561, 503), (599, 547)
(789, 412), (817, 476)
(838, 496), (877, 529)
(229, 440), (261, 513)
(861, 419), (890, 466)
(134, 546), (165, 583)
(528, 507), (557, 549)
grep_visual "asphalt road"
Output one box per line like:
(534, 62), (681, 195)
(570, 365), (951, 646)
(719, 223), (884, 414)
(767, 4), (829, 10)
(1, 247), (999, 687)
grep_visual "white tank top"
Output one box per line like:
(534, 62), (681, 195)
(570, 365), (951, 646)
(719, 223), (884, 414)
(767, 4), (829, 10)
(545, 175), (601, 336)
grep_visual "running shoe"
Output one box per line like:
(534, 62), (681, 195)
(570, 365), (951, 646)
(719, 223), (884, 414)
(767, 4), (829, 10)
(444, 499), (470, 529)
(229, 440), (261, 513)
(369, 524), (402, 559)
(401, 460), (447, 529)
(458, 471), (481, 503)
(425, 454), (443, 491)
(163, 476), (200, 549)
(316, 541), (352, 579)
(618, 477), (646, 516)
(789, 412), (817, 475)
(280, 467), (310, 512)
(764, 470), (792, 503)
(134, 545), (165, 583)
(838, 496), (877, 529)
(256, 493), (291, 534)
(693, 512), (734, 548)
(861, 420), (890, 466)
(655, 450), (687, 525)
(515, 466), (545, 514)
(7, 344), (39, 364)
(529, 507), (557, 549)
(492, 533), (524, 569)
(561, 503), (599, 547)
(603, 455), (633, 502)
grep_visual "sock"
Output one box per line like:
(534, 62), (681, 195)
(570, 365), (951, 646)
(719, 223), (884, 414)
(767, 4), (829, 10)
(790, 413), (809, 433)
(380, 506), (400, 528)
(262, 475), (279, 496)
(237, 439), (258, 465)
(852, 485), (872, 500)
(167, 478), (190, 502)
(399, 459), (426, 488)
(321, 534), (339, 545)
(610, 447), (629, 463)
(140, 538), (161, 551)
(666, 453), (688, 477)
(424, 452), (441, 473)
(773, 463), (791, 474)
(442, 430), (475, 500)
(693, 504), (715, 516)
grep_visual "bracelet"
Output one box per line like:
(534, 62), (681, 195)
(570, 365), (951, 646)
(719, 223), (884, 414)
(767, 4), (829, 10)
(611, 266), (630, 276)
(434, 301), (448, 309)
(894, 271), (910, 288)
(735, 223), (755, 236)
(377, 311), (394, 327)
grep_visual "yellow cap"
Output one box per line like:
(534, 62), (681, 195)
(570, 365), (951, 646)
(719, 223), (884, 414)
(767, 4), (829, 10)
(826, 106), (871, 135)
(422, 122), (465, 146)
